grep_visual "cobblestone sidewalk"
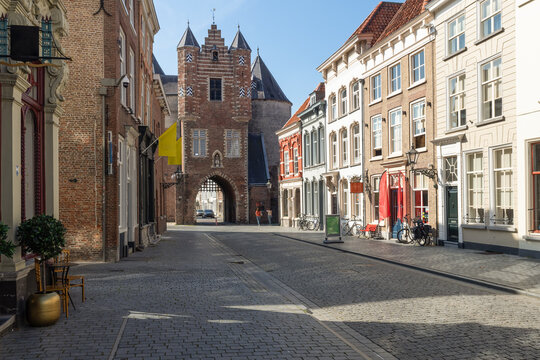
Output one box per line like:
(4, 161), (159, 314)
(275, 230), (540, 297)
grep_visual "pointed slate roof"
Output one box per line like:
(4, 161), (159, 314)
(251, 54), (290, 103)
(229, 29), (251, 51)
(177, 25), (200, 48)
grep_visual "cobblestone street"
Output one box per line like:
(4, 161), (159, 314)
(1, 225), (539, 359)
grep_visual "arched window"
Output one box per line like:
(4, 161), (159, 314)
(352, 81), (360, 110)
(319, 127), (325, 165)
(304, 132), (311, 167)
(340, 88), (347, 116)
(352, 124), (360, 164)
(330, 95), (337, 121)
(330, 133), (337, 169)
(312, 130), (318, 165)
(341, 129), (348, 167)
(341, 179), (349, 217)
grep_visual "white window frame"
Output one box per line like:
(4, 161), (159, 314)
(284, 150), (290, 176)
(319, 127), (325, 165)
(331, 133), (337, 169)
(371, 73), (381, 102)
(479, 56), (502, 122)
(193, 129), (207, 157)
(129, 0), (135, 31)
(373, 176), (380, 221)
(310, 94), (316, 106)
(119, 28), (126, 106)
(313, 180), (319, 216)
(448, 72), (466, 129)
(341, 180), (349, 217)
(129, 47), (135, 112)
(340, 88), (347, 116)
(225, 129), (240, 157)
(293, 148), (298, 174)
(479, 0), (502, 39)
(411, 99), (426, 150)
(389, 63), (401, 95)
(413, 173), (429, 222)
(447, 14), (465, 56)
(389, 108), (402, 155)
(340, 129), (348, 167)
(352, 123), (361, 164)
(410, 50), (425, 85)
(312, 130), (318, 165)
(490, 145), (513, 226)
(305, 132), (311, 167)
(330, 96), (337, 121)
(352, 81), (360, 110)
(372, 115), (382, 158)
(464, 151), (485, 224)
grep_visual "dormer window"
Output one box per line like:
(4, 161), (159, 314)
(212, 51), (218, 61)
(310, 94), (316, 106)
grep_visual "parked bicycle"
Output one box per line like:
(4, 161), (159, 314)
(397, 215), (433, 246)
(341, 215), (362, 236)
(298, 214), (319, 231)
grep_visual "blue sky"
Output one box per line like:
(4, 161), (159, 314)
(153, 0), (393, 112)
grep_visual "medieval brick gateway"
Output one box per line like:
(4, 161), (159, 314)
(175, 24), (251, 224)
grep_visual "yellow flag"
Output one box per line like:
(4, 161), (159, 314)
(158, 123), (177, 157)
(167, 137), (182, 165)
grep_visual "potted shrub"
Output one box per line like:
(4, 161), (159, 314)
(17, 214), (66, 326)
(0, 222), (15, 259)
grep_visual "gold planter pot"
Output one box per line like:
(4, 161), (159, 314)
(26, 292), (61, 327)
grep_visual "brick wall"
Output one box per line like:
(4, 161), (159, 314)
(60, 0), (107, 261)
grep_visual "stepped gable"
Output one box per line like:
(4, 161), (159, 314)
(376, 0), (431, 43)
(348, 1), (402, 45)
(251, 53), (290, 103)
(177, 25), (200, 48)
(229, 29), (251, 51)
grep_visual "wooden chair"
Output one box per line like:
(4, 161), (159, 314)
(56, 249), (85, 302)
(34, 259), (69, 318)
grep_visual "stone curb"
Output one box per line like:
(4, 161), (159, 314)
(274, 233), (540, 300)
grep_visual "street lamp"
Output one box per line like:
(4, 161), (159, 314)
(171, 167), (183, 183)
(406, 146), (438, 189)
(406, 146), (419, 169)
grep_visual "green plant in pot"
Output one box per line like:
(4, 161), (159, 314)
(0, 222), (16, 259)
(17, 214), (66, 326)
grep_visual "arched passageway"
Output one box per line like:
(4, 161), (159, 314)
(195, 176), (237, 223)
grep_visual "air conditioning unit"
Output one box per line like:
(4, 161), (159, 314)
(107, 131), (113, 175)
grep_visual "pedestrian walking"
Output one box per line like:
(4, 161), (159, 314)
(267, 209), (272, 225)
(255, 207), (261, 226)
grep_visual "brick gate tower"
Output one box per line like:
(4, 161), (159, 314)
(176, 24), (252, 224)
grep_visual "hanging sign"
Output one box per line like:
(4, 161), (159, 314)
(350, 182), (363, 193)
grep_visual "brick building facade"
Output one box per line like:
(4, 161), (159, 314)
(60, 0), (167, 262)
(175, 24), (251, 224)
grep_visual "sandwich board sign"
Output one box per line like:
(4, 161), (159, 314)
(324, 214), (343, 243)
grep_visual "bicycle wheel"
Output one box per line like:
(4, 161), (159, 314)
(397, 228), (412, 243)
(341, 224), (350, 236)
(417, 234), (427, 246)
(307, 219), (316, 231)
